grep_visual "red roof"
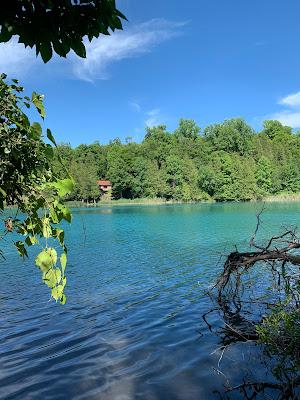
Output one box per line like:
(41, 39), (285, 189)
(97, 180), (112, 186)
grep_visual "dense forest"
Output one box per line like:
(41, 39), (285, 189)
(52, 118), (300, 202)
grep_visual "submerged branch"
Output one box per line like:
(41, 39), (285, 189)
(207, 210), (300, 398)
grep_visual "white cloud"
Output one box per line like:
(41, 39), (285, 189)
(0, 19), (185, 82)
(0, 37), (40, 77)
(71, 19), (185, 81)
(267, 110), (300, 128)
(278, 91), (300, 108)
(129, 101), (141, 112)
(145, 108), (162, 127)
(261, 90), (300, 128)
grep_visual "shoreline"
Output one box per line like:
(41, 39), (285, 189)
(66, 193), (300, 207)
(5, 194), (300, 211)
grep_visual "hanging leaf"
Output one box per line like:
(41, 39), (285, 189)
(35, 249), (54, 273)
(40, 42), (53, 63)
(47, 129), (57, 146)
(32, 92), (45, 118)
(60, 252), (67, 275)
(42, 217), (52, 238)
(53, 178), (74, 197)
(51, 285), (64, 301)
(15, 241), (28, 258)
(60, 294), (67, 305)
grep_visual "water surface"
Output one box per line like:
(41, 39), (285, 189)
(1, 202), (300, 399)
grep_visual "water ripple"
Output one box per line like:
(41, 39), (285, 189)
(1, 203), (299, 399)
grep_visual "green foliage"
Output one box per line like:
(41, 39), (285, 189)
(49, 117), (300, 203)
(0, 0), (126, 62)
(257, 303), (300, 378)
(255, 156), (273, 195)
(262, 120), (292, 141)
(0, 74), (73, 303)
(204, 118), (254, 155)
(257, 306), (300, 361)
(174, 118), (200, 141)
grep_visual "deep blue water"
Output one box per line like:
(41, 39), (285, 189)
(1, 202), (300, 399)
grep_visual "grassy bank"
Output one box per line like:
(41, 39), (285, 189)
(65, 193), (300, 207)
(263, 193), (300, 202)
(5, 194), (300, 211)
(66, 197), (215, 207)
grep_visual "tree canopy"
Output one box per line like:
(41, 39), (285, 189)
(51, 117), (300, 203)
(0, 0), (126, 62)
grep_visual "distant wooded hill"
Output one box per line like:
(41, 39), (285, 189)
(52, 118), (300, 202)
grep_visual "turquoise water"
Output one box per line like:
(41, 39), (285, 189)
(1, 202), (300, 399)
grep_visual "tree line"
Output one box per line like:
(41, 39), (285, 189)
(52, 118), (300, 202)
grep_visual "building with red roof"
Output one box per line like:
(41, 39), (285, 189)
(96, 180), (112, 192)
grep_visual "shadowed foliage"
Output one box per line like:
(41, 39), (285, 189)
(0, 0), (127, 62)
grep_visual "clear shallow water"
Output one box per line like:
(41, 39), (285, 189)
(1, 202), (300, 400)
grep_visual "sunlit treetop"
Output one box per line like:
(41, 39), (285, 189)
(0, 0), (127, 62)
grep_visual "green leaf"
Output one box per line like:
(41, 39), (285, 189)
(52, 285), (64, 301)
(30, 122), (42, 139)
(56, 229), (65, 246)
(53, 179), (74, 197)
(52, 40), (69, 57)
(15, 241), (28, 258)
(40, 42), (53, 63)
(60, 252), (67, 275)
(116, 9), (128, 21)
(61, 206), (72, 223)
(112, 15), (123, 30)
(25, 236), (38, 246)
(50, 206), (59, 223)
(61, 276), (67, 288)
(0, 188), (6, 198)
(48, 248), (58, 265)
(54, 268), (62, 284)
(60, 294), (67, 305)
(35, 249), (53, 273)
(42, 217), (52, 238)
(71, 40), (86, 58)
(44, 144), (54, 159)
(32, 92), (45, 118)
(0, 26), (12, 42)
(43, 269), (56, 288)
(46, 129), (57, 146)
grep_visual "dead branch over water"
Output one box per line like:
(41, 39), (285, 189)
(217, 207), (300, 299)
(208, 207), (300, 399)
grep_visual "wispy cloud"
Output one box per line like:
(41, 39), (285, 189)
(278, 91), (300, 108)
(0, 37), (40, 77)
(262, 90), (300, 128)
(145, 108), (162, 127)
(130, 102), (165, 132)
(267, 110), (300, 128)
(129, 101), (141, 113)
(0, 19), (185, 82)
(71, 19), (185, 81)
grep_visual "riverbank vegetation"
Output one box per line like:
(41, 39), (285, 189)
(52, 118), (300, 203)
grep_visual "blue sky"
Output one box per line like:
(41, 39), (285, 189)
(2, 0), (300, 146)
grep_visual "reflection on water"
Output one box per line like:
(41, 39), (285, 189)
(1, 202), (300, 399)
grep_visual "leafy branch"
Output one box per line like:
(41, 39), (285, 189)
(0, 74), (74, 303)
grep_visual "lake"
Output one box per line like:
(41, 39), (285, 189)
(1, 202), (300, 399)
